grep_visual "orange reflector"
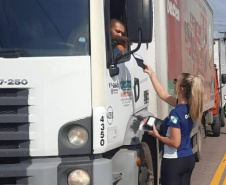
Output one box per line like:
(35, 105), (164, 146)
(136, 157), (141, 166)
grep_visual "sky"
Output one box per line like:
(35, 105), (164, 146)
(207, 0), (226, 38)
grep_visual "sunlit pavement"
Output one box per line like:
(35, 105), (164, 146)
(191, 125), (226, 185)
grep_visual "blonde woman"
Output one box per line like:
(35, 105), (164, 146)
(143, 63), (204, 185)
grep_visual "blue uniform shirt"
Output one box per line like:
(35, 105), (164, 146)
(161, 104), (194, 158)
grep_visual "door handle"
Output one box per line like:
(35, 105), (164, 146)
(134, 78), (140, 102)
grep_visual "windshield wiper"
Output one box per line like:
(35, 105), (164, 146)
(0, 49), (28, 58)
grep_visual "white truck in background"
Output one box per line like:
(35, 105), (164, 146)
(214, 36), (226, 128)
(0, 0), (216, 185)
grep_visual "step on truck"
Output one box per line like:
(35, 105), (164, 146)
(0, 0), (217, 184)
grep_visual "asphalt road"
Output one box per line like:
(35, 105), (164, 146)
(191, 125), (226, 185)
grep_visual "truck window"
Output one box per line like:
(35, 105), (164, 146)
(0, 0), (89, 57)
(105, 0), (130, 67)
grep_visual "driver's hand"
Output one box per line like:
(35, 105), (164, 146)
(112, 35), (130, 48)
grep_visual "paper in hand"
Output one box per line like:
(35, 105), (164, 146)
(139, 117), (155, 132)
(134, 55), (146, 69)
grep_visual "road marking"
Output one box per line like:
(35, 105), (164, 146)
(210, 154), (226, 185)
(223, 175), (226, 185)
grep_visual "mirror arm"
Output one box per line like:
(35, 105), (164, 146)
(218, 84), (225, 90)
(114, 28), (142, 65)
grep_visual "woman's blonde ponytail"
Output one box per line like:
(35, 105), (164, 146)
(189, 75), (204, 121)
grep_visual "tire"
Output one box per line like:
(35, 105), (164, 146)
(138, 142), (154, 185)
(220, 108), (225, 127)
(142, 133), (158, 185)
(212, 115), (221, 137)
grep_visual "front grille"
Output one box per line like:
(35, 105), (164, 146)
(0, 89), (17, 97)
(0, 141), (20, 149)
(0, 123), (18, 132)
(0, 106), (18, 114)
(0, 89), (30, 184)
(0, 177), (17, 184)
(0, 176), (28, 184)
(0, 89), (29, 157)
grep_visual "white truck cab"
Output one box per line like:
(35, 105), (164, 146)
(0, 0), (156, 184)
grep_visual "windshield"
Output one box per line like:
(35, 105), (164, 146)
(0, 0), (90, 57)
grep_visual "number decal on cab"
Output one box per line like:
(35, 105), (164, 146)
(100, 116), (105, 146)
(0, 79), (28, 85)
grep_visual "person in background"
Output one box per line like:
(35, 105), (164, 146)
(142, 63), (204, 185)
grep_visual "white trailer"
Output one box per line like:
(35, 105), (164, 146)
(150, 0), (215, 160)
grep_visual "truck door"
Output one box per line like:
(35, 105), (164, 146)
(125, 48), (150, 113)
(102, 0), (152, 152)
(106, 0), (150, 113)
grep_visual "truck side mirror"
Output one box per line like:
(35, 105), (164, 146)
(221, 74), (226, 84)
(109, 65), (119, 77)
(127, 0), (153, 43)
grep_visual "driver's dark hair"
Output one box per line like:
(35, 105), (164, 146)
(110, 18), (124, 27)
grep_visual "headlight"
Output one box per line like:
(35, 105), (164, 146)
(68, 126), (89, 147)
(68, 169), (91, 185)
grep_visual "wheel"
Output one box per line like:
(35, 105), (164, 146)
(220, 108), (225, 127)
(138, 142), (154, 185)
(212, 115), (221, 137)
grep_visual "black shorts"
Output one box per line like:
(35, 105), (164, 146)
(161, 155), (195, 185)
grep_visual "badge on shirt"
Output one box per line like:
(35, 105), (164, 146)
(170, 116), (179, 124)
